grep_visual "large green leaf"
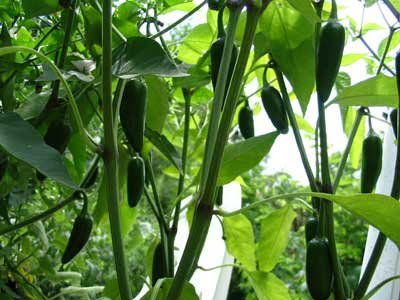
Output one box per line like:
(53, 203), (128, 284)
(287, 0), (319, 23)
(261, 0), (315, 113)
(0, 113), (77, 189)
(315, 193), (400, 247)
(247, 271), (291, 300)
(112, 37), (187, 78)
(332, 75), (398, 107)
(22, 0), (62, 18)
(223, 214), (257, 271)
(257, 206), (296, 272)
(217, 132), (278, 185)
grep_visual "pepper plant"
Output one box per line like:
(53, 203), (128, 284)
(0, 0), (399, 299)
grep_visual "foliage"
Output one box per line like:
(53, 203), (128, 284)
(0, 0), (399, 299)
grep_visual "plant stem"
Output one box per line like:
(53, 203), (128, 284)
(102, 0), (131, 298)
(357, 35), (395, 75)
(167, 5), (261, 299)
(376, 27), (395, 74)
(168, 88), (191, 275)
(381, 0), (400, 21)
(274, 67), (318, 192)
(317, 98), (346, 300)
(199, 7), (241, 190)
(93, 0), (127, 42)
(332, 107), (364, 192)
(151, 0), (207, 39)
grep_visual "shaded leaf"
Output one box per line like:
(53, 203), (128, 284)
(112, 37), (187, 78)
(0, 113), (78, 189)
(145, 127), (183, 174)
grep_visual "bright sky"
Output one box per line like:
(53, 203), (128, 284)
(156, 0), (397, 184)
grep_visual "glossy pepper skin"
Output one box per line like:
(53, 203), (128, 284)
(238, 104), (254, 139)
(152, 242), (167, 286)
(306, 237), (333, 300)
(210, 38), (238, 106)
(361, 132), (382, 193)
(390, 109), (398, 139)
(61, 208), (93, 264)
(120, 79), (147, 153)
(44, 120), (72, 154)
(305, 217), (318, 244)
(127, 156), (145, 208)
(207, 0), (224, 11)
(261, 85), (289, 134)
(0, 152), (8, 182)
(316, 20), (345, 103)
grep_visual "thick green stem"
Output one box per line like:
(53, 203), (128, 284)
(102, 0), (131, 298)
(199, 7), (241, 190)
(333, 107), (364, 192)
(168, 88), (192, 275)
(167, 6), (261, 299)
(317, 98), (345, 300)
(274, 68), (318, 192)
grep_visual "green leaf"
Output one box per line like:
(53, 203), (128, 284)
(223, 214), (257, 271)
(0, 113), (78, 189)
(341, 53), (367, 66)
(142, 278), (198, 300)
(247, 271), (291, 300)
(295, 114), (314, 134)
(332, 74), (398, 107)
(82, 6), (102, 57)
(257, 206), (296, 272)
(218, 132), (278, 185)
(22, 0), (62, 18)
(145, 76), (170, 132)
(145, 127), (183, 174)
(344, 107), (365, 169)
(314, 193), (400, 247)
(261, 1), (315, 113)
(378, 30), (400, 57)
(112, 37), (187, 78)
(287, 0), (320, 23)
(177, 23), (213, 65)
(14, 92), (49, 120)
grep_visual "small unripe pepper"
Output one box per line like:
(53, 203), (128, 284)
(361, 130), (382, 193)
(390, 109), (398, 139)
(305, 217), (318, 244)
(152, 242), (167, 286)
(306, 237), (333, 300)
(120, 79), (147, 153)
(316, 17), (345, 103)
(61, 193), (93, 264)
(127, 156), (145, 208)
(261, 85), (289, 134)
(238, 101), (254, 139)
